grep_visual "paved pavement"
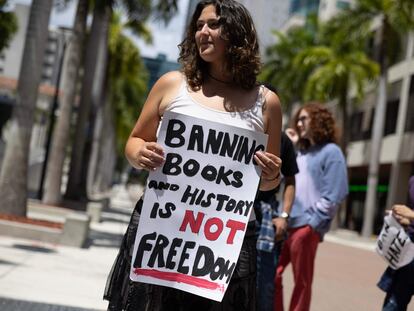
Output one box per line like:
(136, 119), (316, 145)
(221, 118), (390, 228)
(0, 184), (413, 310)
(0, 184), (142, 311)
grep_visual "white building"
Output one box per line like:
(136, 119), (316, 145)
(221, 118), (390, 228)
(238, 0), (291, 59)
(280, 0), (414, 234)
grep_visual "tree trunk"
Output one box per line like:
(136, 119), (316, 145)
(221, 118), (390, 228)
(65, 4), (111, 200)
(361, 20), (388, 238)
(42, 0), (88, 206)
(90, 92), (116, 194)
(339, 86), (349, 157)
(0, 0), (53, 216)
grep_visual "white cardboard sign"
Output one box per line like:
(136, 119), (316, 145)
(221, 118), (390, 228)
(130, 111), (267, 301)
(376, 212), (414, 270)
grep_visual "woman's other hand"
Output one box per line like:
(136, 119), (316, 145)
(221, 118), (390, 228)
(254, 151), (282, 190)
(134, 142), (165, 171)
(285, 128), (299, 145)
(392, 204), (414, 221)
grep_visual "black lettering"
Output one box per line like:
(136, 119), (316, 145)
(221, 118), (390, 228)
(220, 260), (236, 283)
(234, 200), (245, 215)
(244, 201), (253, 217)
(150, 203), (160, 219)
(195, 189), (206, 205)
(166, 238), (183, 270)
(165, 119), (186, 147)
(231, 171), (243, 188)
(177, 241), (196, 274)
(216, 194), (230, 211)
(232, 135), (245, 161)
(215, 166), (232, 186)
(159, 202), (176, 218)
(225, 199), (236, 212)
(163, 153), (182, 176)
(201, 165), (217, 182)
(147, 234), (169, 268)
(237, 137), (256, 164)
(181, 185), (199, 205)
(192, 246), (215, 277)
(210, 257), (225, 281)
(396, 231), (407, 247)
(170, 184), (180, 191)
(157, 181), (170, 190)
(183, 159), (200, 177)
(219, 133), (239, 158)
(206, 130), (224, 154)
(134, 232), (157, 268)
(188, 125), (204, 152)
(148, 180), (158, 189)
(201, 193), (216, 207)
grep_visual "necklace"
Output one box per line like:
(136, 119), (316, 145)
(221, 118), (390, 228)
(207, 72), (233, 85)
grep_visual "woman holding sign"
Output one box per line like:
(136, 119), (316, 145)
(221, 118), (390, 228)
(377, 175), (414, 311)
(104, 0), (282, 310)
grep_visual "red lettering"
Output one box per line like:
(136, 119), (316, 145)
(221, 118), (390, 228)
(204, 217), (224, 241)
(179, 210), (205, 233)
(226, 220), (246, 244)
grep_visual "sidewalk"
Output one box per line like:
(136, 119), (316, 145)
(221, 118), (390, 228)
(0, 184), (143, 311)
(0, 184), (381, 310)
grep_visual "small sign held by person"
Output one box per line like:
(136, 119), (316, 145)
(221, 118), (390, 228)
(376, 212), (414, 270)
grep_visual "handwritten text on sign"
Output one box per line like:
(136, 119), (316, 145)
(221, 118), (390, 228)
(130, 111), (267, 301)
(376, 213), (414, 270)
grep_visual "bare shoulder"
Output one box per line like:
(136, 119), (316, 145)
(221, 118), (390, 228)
(262, 86), (281, 116)
(263, 86), (281, 108)
(155, 71), (184, 112)
(153, 71), (183, 94)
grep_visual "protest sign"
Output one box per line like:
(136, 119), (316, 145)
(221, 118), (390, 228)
(130, 111), (267, 301)
(376, 212), (414, 270)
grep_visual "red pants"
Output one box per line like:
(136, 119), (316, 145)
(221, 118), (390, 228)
(274, 225), (320, 311)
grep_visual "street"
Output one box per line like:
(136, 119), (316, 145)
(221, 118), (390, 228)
(0, 185), (412, 311)
(283, 239), (414, 311)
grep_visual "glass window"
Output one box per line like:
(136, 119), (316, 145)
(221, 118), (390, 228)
(405, 75), (414, 132)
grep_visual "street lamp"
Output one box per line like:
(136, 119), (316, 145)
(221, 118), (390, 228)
(37, 26), (72, 200)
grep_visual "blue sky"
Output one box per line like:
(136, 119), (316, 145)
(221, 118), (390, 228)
(11, 0), (189, 62)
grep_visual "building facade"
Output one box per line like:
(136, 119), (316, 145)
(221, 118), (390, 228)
(279, 0), (414, 234)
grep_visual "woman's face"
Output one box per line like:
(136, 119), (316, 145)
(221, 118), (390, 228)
(195, 5), (228, 64)
(297, 109), (312, 140)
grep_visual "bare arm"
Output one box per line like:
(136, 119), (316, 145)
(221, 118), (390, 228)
(125, 71), (182, 171)
(272, 175), (295, 239)
(254, 89), (282, 191)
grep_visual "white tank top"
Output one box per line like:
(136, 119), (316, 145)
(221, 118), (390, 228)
(164, 78), (265, 133)
(161, 78), (265, 222)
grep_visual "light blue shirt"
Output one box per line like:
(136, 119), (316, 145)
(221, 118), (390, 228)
(288, 143), (348, 240)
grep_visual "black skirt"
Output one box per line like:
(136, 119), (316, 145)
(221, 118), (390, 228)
(104, 199), (257, 311)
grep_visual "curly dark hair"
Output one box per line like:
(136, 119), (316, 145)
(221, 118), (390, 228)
(292, 102), (339, 150)
(178, 0), (261, 90)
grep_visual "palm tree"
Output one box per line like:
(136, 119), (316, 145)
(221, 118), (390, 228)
(294, 23), (379, 154)
(0, 0), (18, 53)
(0, 0), (53, 216)
(331, 0), (414, 237)
(260, 15), (318, 110)
(65, 0), (178, 201)
(88, 12), (149, 194)
(42, 0), (89, 206)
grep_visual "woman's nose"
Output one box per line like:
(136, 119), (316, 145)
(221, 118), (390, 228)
(200, 23), (210, 34)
